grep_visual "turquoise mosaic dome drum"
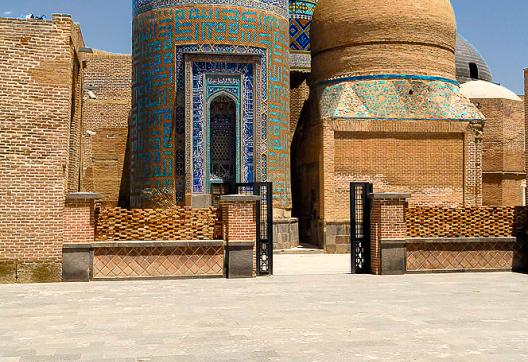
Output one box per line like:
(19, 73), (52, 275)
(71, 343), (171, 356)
(130, 0), (291, 209)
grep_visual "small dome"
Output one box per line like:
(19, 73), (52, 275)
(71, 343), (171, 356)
(456, 35), (493, 83)
(311, 0), (457, 82)
(460, 80), (521, 101)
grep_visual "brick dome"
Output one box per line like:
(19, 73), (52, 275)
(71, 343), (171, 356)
(311, 0), (457, 82)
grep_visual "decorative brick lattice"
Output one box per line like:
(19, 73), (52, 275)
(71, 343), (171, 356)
(405, 207), (527, 238)
(92, 246), (224, 279)
(407, 242), (528, 271)
(95, 207), (219, 241)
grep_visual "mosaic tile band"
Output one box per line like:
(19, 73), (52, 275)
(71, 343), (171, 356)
(318, 74), (461, 87)
(320, 76), (483, 120)
(133, 0), (289, 18)
(290, 51), (311, 70)
(289, 0), (318, 19)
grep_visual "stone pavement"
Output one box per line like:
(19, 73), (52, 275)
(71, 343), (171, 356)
(0, 261), (527, 361)
(274, 253), (350, 276)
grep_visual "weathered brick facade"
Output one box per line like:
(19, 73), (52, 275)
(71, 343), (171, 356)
(465, 96), (525, 207)
(80, 51), (131, 207)
(0, 15), (85, 282)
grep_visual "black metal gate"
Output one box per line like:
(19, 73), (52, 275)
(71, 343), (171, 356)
(350, 182), (373, 274)
(212, 182), (273, 276)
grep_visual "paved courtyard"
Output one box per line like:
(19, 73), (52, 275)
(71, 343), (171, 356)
(0, 257), (527, 361)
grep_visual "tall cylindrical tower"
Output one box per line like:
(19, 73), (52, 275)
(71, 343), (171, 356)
(130, 0), (290, 209)
(311, 0), (457, 82)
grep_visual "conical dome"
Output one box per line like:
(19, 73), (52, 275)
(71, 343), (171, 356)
(311, 0), (457, 82)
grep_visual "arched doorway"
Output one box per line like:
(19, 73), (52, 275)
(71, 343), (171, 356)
(208, 94), (238, 186)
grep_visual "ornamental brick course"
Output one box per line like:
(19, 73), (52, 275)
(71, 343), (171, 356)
(95, 207), (219, 241)
(405, 207), (527, 238)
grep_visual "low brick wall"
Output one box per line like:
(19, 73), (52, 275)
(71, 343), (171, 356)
(406, 238), (528, 272)
(406, 207), (527, 238)
(63, 241), (225, 281)
(95, 207), (220, 241)
(91, 242), (224, 279)
(404, 207), (528, 273)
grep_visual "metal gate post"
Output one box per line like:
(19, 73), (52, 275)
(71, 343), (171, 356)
(350, 182), (373, 274)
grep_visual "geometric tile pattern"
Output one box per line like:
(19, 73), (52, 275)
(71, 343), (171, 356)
(406, 242), (528, 271)
(190, 61), (255, 193)
(134, 0), (289, 18)
(289, 18), (311, 51)
(92, 246), (224, 279)
(178, 47), (266, 201)
(406, 207), (527, 238)
(289, 0), (317, 68)
(320, 76), (485, 121)
(131, 3), (290, 208)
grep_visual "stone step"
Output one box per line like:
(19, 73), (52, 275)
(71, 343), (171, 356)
(274, 243), (326, 254)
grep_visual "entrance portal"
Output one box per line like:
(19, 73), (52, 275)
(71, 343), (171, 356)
(209, 94), (237, 185)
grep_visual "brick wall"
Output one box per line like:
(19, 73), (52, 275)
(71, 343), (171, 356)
(80, 51), (131, 207)
(405, 207), (528, 273)
(471, 97), (526, 206)
(334, 131), (465, 213)
(0, 15), (85, 283)
(370, 200), (528, 273)
(293, 116), (482, 250)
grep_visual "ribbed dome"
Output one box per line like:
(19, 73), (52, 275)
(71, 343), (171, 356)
(311, 0), (457, 82)
(456, 35), (493, 84)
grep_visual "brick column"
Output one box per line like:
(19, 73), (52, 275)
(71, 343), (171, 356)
(220, 195), (259, 278)
(64, 193), (101, 244)
(63, 192), (100, 282)
(370, 193), (410, 275)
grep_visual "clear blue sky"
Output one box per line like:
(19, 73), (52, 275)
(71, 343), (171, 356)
(2, 0), (527, 94)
